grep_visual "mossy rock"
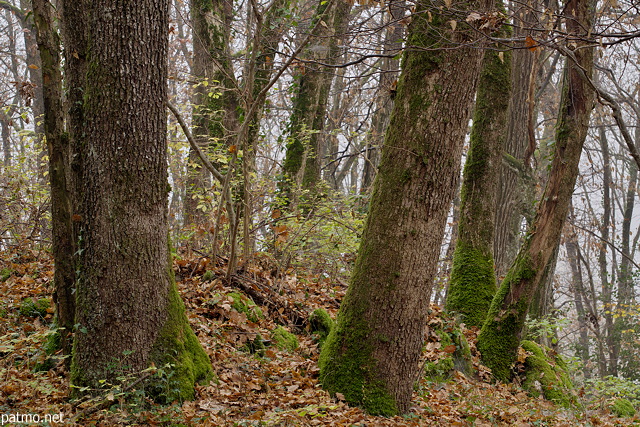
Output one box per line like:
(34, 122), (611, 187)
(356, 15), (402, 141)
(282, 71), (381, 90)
(520, 340), (579, 409)
(202, 270), (215, 282)
(0, 268), (11, 282)
(271, 326), (299, 352)
(309, 308), (334, 347)
(424, 326), (473, 382)
(228, 292), (263, 323)
(611, 398), (636, 417)
(19, 297), (50, 318)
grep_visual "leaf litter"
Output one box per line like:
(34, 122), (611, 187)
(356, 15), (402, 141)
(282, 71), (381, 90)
(0, 247), (633, 426)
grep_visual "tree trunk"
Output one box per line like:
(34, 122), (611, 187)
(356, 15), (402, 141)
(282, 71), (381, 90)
(477, 0), (595, 382)
(32, 0), (76, 360)
(319, 0), (489, 414)
(282, 0), (351, 200)
(360, 1), (404, 193)
(445, 12), (511, 328)
(597, 123), (614, 376)
(184, 0), (238, 227)
(66, 0), (213, 400)
(564, 216), (591, 378)
(493, 1), (539, 279)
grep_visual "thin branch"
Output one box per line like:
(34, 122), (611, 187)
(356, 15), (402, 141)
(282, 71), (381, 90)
(570, 221), (640, 271)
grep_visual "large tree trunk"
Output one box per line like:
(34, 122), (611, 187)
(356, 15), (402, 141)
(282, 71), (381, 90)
(445, 10), (511, 328)
(66, 0), (213, 400)
(319, 0), (489, 415)
(32, 0), (76, 360)
(477, 0), (595, 382)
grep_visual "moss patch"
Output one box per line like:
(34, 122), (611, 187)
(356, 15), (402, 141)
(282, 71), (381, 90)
(0, 268), (12, 282)
(309, 308), (334, 347)
(477, 253), (536, 382)
(19, 297), (50, 318)
(228, 292), (263, 323)
(611, 398), (636, 417)
(319, 305), (398, 416)
(520, 340), (579, 409)
(148, 254), (214, 403)
(424, 323), (473, 382)
(446, 243), (496, 328)
(271, 326), (299, 352)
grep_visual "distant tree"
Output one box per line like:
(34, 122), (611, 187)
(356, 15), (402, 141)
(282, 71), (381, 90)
(319, 0), (491, 415)
(184, 0), (239, 227)
(477, 0), (595, 382)
(282, 0), (351, 203)
(61, 0), (213, 399)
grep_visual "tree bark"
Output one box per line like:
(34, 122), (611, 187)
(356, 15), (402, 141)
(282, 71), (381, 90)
(493, 1), (539, 279)
(477, 0), (595, 382)
(65, 0), (213, 400)
(319, 0), (490, 414)
(32, 0), (76, 360)
(445, 10), (511, 328)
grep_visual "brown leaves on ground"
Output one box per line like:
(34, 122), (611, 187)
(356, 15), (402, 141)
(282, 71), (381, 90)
(0, 248), (634, 426)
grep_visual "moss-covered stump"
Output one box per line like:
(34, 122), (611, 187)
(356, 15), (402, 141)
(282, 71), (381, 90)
(271, 326), (299, 352)
(228, 292), (264, 323)
(519, 340), (578, 409)
(611, 398), (636, 417)
(309, 308), (334, 347)
(424, 324), (473, 382)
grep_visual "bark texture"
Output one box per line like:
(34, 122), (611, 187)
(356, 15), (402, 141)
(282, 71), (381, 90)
(32, 0), (75, 358)
(445, 14), (511, 328)
(477, 0), (595, 382)
(319, 0), (489, 414)
(66, 0), (213, 400)
(492, 1), (539, 279)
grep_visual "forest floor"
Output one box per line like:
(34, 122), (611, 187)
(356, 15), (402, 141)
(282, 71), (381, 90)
(0, 247), (635, 426)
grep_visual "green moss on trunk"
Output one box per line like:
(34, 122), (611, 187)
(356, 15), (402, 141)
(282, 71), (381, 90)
(477, 253), (536, 382)
(520, 340), (578, 409)
(319, 311), (398, 416)
(447, 244), (496, 327)
(445, 15), (511, 328)
(149, 263), (214, 402)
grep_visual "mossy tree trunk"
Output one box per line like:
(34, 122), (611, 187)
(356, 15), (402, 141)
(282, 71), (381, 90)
(445, 11), (510, 328)
(493, 1), (539, 279)
(477, 0), (595, 382)
(282, 0), (351, 201)
(319, 0), (490, 415)
(184, 0), (239, 227)
(32, 0), (76, 359)
(65, 0), (213, 400)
